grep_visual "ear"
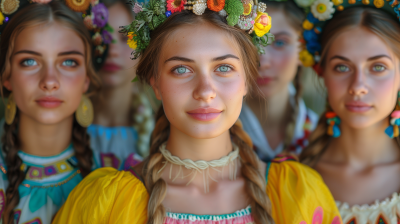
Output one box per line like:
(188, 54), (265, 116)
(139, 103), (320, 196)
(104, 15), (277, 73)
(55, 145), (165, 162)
(3, 79), (12, 92)
(150, 77), (162, 100)
(82, 76), (90, 93)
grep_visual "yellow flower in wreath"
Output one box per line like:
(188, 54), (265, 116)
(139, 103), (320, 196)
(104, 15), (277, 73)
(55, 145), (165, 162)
(126, 32), (137, 49)
(0, 12), (4, 25)
(253, 12), (272, 37)
(299, 49), (315, 67)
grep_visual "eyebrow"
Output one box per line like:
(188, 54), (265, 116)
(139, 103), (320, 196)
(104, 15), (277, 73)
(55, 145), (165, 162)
(367, 55), (392, 61)
(330, 55), (392, 62)
(164, 54), (240, 64)
(212, 54), (240, 62)
(14, 50), (41, 56)
(13, 50), (84, 56)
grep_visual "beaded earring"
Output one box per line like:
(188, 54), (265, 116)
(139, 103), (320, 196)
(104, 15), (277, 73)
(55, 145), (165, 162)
(385, 92), (400, 138)
(326, 111), (341, 138)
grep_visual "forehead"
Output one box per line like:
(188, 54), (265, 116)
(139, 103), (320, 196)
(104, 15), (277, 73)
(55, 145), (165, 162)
(13, 22), (85, 54)
(267, 8), (298, 36)
(161, 23), (240, 60)
(327, 27), (393, 61)
(108, 3), (133, 27)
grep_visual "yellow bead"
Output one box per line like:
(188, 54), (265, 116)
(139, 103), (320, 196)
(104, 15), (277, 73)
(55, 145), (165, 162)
(332, 0), (343, 5)
(394, 125), (399, 137)
(374, 0), (384, 7)
(337, 5), (344, 10)
(303, 20), (314, 30)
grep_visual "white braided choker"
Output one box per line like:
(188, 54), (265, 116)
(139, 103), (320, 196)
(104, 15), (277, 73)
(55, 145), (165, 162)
(159, 142), (240, 193)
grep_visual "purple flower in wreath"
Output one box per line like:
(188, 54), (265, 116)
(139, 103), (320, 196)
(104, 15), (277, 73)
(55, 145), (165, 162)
(102, 30), (112, 44)
(92, 3), (109, 28)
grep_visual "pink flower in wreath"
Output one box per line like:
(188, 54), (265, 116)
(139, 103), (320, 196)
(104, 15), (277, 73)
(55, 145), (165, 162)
(167, 0), (186, 13)
(300, 207), (342, 224)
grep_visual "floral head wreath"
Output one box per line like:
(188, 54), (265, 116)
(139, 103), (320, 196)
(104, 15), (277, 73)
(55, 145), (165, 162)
(121, 0), (275, 59)
(0, 0), (112, 70)
(296, 0), (399, 74)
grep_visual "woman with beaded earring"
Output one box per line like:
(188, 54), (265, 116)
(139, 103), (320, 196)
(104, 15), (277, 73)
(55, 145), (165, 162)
(0, 0), (114, 223)
(299, 1), (400, 223)
(87, 0), (155, 170)
(53, 1), (341, 223)
(239, 0), (318, 161)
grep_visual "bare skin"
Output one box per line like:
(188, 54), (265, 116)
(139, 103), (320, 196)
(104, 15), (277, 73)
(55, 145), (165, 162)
(136, 23), (267, 215)
(92, 2), (138, 127)
(3, 22), (90, 156)
(315, 27), (400, 206)
(246, 9), (301, 149)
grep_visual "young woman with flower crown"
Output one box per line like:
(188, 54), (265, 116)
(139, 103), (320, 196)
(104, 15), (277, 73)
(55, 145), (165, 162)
(87, 0), (155, 167)
(239, 0), (318, 161)
(0, 0), (127, 223)
(52, 1), (341, 224)
(299, 1), (400, 223)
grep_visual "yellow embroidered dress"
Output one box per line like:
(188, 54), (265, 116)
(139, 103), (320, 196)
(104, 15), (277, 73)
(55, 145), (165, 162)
(52, 157), (342, 224)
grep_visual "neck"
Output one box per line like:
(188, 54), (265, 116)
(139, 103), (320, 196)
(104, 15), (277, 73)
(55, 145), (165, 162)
(247, 84), (291, 128)
(166, 126), (233, 161)
(18, 113), (73, 156)
(326, 119), (400, 168)
(92, 82), (134, 126)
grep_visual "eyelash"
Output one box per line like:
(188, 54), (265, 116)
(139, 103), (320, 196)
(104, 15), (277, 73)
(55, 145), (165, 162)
(215, 64), (234, 73)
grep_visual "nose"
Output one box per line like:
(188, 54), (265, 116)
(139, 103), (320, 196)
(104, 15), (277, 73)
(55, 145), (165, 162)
(39, 64), (60, 92)
(108, 38), (120, 58)
(348, 69), (368, 96)
(193, 74), (216, 102)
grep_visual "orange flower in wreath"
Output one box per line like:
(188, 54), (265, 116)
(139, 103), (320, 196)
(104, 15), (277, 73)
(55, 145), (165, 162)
(167, 0), (186, 13)
(207, 0), (225, 11)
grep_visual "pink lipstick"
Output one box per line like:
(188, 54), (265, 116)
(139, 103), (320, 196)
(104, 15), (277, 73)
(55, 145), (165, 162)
(36, 96), (63, 108)
(345, 101), (372, 113)
(187, 108), (222, 121)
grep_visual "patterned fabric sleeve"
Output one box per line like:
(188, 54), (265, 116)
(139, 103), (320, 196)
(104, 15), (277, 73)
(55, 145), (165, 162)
(266, 160), (342, 224)
(52, 167), (148, 224)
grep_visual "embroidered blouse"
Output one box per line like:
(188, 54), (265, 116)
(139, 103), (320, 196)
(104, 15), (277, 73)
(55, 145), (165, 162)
(336, 193), (400, 224)
(0, 119), (142, 224)
(52, 157), (342, 224)
(239, 84), (319, 161)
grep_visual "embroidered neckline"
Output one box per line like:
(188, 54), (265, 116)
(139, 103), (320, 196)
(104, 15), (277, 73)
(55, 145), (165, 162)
(336, 192), (400, 212)
(166, 205), (251, 221)
(159, 142), (240, 193)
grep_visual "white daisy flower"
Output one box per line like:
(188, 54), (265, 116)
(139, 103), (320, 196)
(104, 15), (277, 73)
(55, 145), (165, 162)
(311, 0), (335, 21)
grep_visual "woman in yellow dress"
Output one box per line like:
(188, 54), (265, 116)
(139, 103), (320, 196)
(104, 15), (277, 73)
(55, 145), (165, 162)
(53, 2), (342, 223)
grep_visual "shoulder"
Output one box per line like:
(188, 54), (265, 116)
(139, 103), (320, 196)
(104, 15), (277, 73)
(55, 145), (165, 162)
(53, 167), (148, 224)
(266, 159), (342, 224)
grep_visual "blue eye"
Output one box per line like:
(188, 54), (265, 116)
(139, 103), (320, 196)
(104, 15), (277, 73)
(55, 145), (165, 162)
(173, 66), (190, 75)
(273, 40), (286, 48)
(216, 65), (232, 72)
(372, 65), (385, 72)
(335, 65), (349, 73)
(62, 60), (77, 67)
(22, 59), (37, 67)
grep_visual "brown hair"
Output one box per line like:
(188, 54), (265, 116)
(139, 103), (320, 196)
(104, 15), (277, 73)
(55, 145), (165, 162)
(261, 0), (306, 149)
(0, 2), (100, 223)
(137, 9), (274, 224)
(300, 7), (400, 166)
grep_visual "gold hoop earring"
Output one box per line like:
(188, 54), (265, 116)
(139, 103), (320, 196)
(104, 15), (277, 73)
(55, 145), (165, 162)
(5, 93), (16, 125)
(75, 95), (93, 127)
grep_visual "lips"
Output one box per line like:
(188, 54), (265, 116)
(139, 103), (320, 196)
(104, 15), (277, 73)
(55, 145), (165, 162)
(187, 108), (222, 121)
(345, 101), (372, 113)
(36, 96), (63, 108)
(256, 77), (274, 85)
(101, 63), (121, 72)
